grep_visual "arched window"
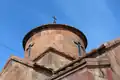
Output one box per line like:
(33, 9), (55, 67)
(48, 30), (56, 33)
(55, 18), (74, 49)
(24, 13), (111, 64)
(26, 42), (34, 57)
(73, 41), (82, 56)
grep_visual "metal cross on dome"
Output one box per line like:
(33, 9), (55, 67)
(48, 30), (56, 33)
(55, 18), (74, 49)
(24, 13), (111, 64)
(52, 16), (57, 24)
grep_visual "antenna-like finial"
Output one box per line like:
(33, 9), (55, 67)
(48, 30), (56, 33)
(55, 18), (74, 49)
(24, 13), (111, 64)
(52, 16), (57, 24)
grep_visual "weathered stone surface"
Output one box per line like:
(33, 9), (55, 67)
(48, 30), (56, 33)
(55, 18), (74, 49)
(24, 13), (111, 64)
(24, 28), (86, 60)
(36, 51), (71, 71)
(1, 23), (120, 80)
(0, 58), (52, 80)
(104, 39), (120, 80)
(61, 68), (94, 80)
(0, 61), (32, 80)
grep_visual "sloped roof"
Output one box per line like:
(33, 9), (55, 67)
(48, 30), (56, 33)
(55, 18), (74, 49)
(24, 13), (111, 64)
(0, 56), (53, 76)
(48, 38), (120, 80)
(33, 47), (76, 61)
(48, 58), (110, 80)
(1, 37), (120, 79)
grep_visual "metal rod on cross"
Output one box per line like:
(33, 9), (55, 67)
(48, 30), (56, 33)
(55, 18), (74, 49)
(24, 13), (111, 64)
(52, 16), (57, 24)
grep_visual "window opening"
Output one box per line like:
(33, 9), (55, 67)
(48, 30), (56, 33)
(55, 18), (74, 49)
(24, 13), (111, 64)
(26, 43), (34, 57)
(73, 41), (82, 56)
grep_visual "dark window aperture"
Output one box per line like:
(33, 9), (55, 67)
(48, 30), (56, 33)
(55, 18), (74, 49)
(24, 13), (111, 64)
(26, 43), (34, 58)
(73, 41), (82, 56)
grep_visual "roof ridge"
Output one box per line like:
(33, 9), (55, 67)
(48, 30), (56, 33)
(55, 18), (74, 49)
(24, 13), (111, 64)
(33, 47), (75, 61)
(48, 57), (110, 80)
(0, 56), (53, 76)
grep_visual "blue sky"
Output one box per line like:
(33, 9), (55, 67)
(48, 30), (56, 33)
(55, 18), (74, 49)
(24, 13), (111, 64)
(0, 0), (120, 71)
